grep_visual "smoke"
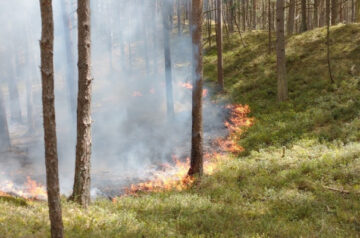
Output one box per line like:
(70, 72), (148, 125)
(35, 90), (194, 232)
(0, 0), (225, 197)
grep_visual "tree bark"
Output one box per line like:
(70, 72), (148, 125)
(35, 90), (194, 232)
(268, 0), (272, 53)
(0, 89), (10, 151)
(70, 0), (93, 208)
(314, 0), (319, 27)
(189, 0), (204, 176)
(253, 0), (257, 29)
(301, 0), (308, 32)
(60, 0), (77, 120)
(326, 0), (335, 83)
(287, 0), (295, 34)
(216, 0), (224, 90)
(276, 0), (288, 101)
(162, 0), (175, 118)
(39, 0), (64, 237)
(331, 0), (338, 24)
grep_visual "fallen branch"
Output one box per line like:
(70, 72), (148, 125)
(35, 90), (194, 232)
(323, 185), (360, 194)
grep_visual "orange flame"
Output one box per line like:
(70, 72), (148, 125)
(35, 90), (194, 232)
(120, 104), (254, 197)
(179, 82), (208, 97)
(0, 177), (47, 200)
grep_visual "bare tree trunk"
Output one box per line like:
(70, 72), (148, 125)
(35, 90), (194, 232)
(301, 0), (308, 32)
(39, 0), (64, 237)
(276, 0), (288, 101)
(287, 0), (295, 34)
(242, 0), (246, 30)
(314, 0), (319, 27)
(70, 0), (93, 208)
(326, 0), (335, 83)
(60, 0), (77, 120)
(162, 0), (175, 118)
(331, 0), (338, 24)
(216, 0), (224, 90)
(9, 57), (23, 124)
(188, 0), (204, 176)
(268, 0), (272, 53)
(229, 0), (235, 32)
(178, 0), (182, 35)
(0, 89), (10, 151)
(253, 0), (257, 29)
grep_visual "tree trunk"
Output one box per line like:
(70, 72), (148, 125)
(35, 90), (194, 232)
(253, 0), (257, 29)
(229, 0), (235, 32)
(242, 0), (246, 30)
(216, 0), (224, 90)
(162, 0), (175, 118)
(0, 89), (10, 151)
(326, 0), (335, 83)
(71, 0), (93, 208)
(301, 0), (308, 32)
(178, 0), (182, 35)
(287, 0), (295, 34)
(39, 0), (64, 237)
(276, 0), (288, 101)
(9, 58), (23, 124)
(188, 0), (204, 176)
(268, 0), (272, 53)
(314, 0), (319, 27)
(331, 0), (338, 24)
(60, 0), (77, 120)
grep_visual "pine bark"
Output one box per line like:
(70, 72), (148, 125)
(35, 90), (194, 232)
(287, 0), (295, 34)
(39, 0), (64, 237)
(189, 0), (204, 176)
(276, 0), (288, 101)
(331, 0), (338, 24)
(216, 0), (224, 90)
(0, 89), (10, 151)
(162, 0), (175, 118)
(71, 0), (93, 208)
(301, 0), (308, 32)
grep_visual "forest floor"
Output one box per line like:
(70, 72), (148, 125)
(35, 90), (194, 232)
(1, 24), (360, 237)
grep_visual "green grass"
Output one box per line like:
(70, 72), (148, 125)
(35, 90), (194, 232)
(1, 24), (360, 237)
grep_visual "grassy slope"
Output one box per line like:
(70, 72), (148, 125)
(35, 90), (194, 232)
(1, 24), (360, 237)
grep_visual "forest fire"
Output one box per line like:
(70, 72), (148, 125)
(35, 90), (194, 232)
(121, 104), (254, 196)
(0, 177), (47, 200)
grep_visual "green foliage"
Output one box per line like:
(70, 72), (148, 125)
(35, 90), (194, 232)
(204, 24), (360, 154)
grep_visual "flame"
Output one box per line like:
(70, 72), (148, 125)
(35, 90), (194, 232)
(179, 82), (208, 97)
(121, 104), (254, 197)
(0, 177), (47, 200)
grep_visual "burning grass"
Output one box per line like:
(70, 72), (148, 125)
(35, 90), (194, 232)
(121, 104), (253, 196)
(0, 177), (47, 201)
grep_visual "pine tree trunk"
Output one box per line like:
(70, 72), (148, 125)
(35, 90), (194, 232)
(162, 0), (175, 118)
(268, 0), (272, 53)
(216, 0), (224, 90)
(301, 0), (308, 32)
(326, 0), (335, 83)
(0, 89), (10, 151)
(71, 0), (93, 208)
(331, 0), (338, 24)
(39, 0), (64, 237)
(9, 57), (23, 124)
(189, 0), (204, 176)
(178, 0), (182, 35)
(60, 0), (77, 120)
(314, 0), (319, 27)
(253, 0), (257, 29)
(287, 0), (295, 34)
(276, 0), (288, 101)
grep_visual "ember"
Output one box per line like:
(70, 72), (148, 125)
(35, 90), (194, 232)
(179, 82), (208, 97)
